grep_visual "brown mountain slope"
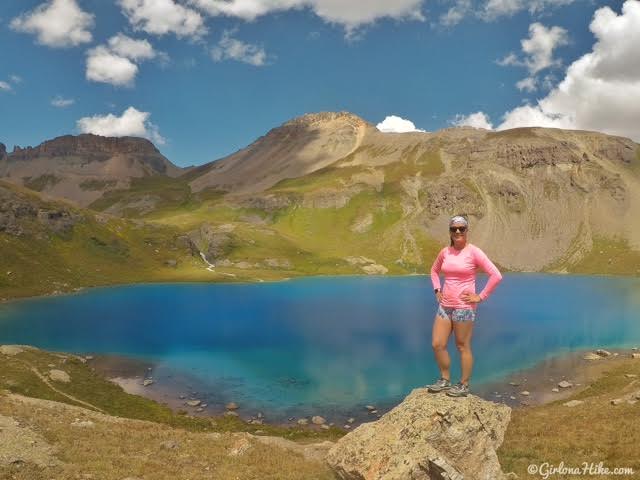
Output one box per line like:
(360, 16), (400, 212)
(187, 112), (369, 194)
(0, 134), (183, 207)
(194, 114), (639, 273)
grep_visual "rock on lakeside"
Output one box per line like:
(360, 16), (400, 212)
(326, 388), (511, 480)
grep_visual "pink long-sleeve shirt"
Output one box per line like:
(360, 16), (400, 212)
(430, 243), (502, 310)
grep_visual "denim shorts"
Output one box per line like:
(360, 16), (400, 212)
(437, 304), (476, 322)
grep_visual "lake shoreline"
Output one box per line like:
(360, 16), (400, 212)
(89, 345), (640, 429)
(1, 269), (635, 305)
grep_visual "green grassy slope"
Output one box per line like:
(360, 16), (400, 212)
(0, 346), (344, 440)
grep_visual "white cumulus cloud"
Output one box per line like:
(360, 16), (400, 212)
(453, 112), (494, 129)
(0, 81), (12, 92)
(77, 106), (166, 145)
(211, 30), (268, 66)
(376, 115), (426, 133)
(119, 0), (206, 38)
(51, 95), (75, 107)
(86, 46), (139, 87)
(85, 34), (164, 87)
(10, 0), (94, 48)
(190, 0), (424, 36)
(108, 33), (158, 61)
(495, 0), (640, 142)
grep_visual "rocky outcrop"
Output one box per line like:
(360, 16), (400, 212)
(187, 223), (236, 261)
(326, 388), (511, 480)
(424, 180), (485, 219)
(0, 183), (81, 237)
(237, 193), (300, 212)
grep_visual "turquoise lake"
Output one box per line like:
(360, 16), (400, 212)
(1, 274), (639, 420)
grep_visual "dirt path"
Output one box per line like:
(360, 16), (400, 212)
(16, 359), (106, 414)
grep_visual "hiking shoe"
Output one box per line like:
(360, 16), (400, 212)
(427, 378), (451, 393)
(446, 382), (470, 397)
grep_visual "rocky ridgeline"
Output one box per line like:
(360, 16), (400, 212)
(281, 111), (371, 131)
(0, 134), (183, 206)
(326, 388), (511, 480)
(8, 134), (160, 161)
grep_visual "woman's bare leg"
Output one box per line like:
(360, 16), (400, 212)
(432, 315), (452, 380)
(452, 320), (474, 385)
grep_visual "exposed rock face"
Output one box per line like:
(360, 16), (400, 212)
(424, 180), (485, 219)
(237, 193), (300, 212)
(326, 388), (511, 480)
(187, 223), (236, 261)
(0, 183), (81, 237)
(0, 134), (183, 206)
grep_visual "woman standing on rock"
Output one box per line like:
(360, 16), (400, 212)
(427, 214), (502, 397)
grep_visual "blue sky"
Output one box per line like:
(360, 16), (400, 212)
(1, 0), (638, 167)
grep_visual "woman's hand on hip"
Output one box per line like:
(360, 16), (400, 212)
(435, 292), (443, 303)
(460, 292), (482, 303)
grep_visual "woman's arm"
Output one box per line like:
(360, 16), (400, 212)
(430, 248), (445, 291)
(473, 246), (502, 301)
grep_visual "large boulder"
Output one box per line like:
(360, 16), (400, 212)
(326, 388), (511, 480)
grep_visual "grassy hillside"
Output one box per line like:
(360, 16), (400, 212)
(0, 346), (341, 479)
(2, 346), (639, 479)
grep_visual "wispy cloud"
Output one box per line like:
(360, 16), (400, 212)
(0, 75), (22, 93)
(51, 95), (75, 108)
(439, 0), (472, 27)
(211, 30), (268, 66)
(481, 0), (575, 21)
(498, 22), (569, 92)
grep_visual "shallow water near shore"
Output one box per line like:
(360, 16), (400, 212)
(1, 274), (639, 421)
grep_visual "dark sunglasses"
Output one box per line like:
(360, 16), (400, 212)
(449, 226), (467, 233)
